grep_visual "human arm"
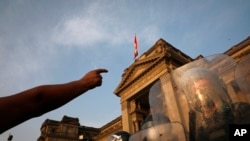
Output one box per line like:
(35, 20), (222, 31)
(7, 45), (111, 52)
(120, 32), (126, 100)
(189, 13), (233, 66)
(0, 68), (108, 133)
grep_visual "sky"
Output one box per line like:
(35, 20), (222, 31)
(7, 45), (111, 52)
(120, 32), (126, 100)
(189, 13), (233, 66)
(0, 0), (249, 140)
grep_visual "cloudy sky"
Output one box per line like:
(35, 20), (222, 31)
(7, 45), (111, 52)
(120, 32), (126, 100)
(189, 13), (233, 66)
(0, 0), (249, 140)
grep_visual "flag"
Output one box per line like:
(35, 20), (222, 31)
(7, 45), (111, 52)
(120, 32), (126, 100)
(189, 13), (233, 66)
(134, 35), (138, 59)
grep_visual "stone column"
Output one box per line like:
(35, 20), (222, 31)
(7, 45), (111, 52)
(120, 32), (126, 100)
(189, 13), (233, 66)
(121, 100), (132, 132)
(130, 100), (145, 132)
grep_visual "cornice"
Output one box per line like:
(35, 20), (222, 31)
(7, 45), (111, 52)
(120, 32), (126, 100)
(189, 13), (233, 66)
(224, 36), (250, 61)
(94, 116), (122, 139)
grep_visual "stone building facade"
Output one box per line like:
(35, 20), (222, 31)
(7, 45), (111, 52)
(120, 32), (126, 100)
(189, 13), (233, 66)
(38, 116), (81, 141)
(37, 115), (100, 141)
(38, 36), (250, 141)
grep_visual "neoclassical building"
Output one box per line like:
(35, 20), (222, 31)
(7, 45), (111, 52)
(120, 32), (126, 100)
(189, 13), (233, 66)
(38, 36), (250, 141)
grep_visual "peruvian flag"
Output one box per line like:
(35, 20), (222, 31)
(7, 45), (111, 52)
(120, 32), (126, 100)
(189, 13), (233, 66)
(134, 35), (138, 59)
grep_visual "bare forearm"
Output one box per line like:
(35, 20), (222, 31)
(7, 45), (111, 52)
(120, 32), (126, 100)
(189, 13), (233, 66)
(0, 68), (107, 133)
(0, 80), (89, 133)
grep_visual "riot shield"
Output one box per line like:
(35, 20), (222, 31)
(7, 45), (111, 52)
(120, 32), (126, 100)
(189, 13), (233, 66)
(172, 54), (235, 113)
(233, 53), (250, 124)
(235, 53), (250, 96)
(171, 53), (250, 141)
(129, 122), (186, 141)
(129, 78), (187, 141)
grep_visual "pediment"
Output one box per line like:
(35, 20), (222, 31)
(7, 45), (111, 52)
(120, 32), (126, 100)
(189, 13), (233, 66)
(128, 54), (162, 81)
(114, 41), (167, 95)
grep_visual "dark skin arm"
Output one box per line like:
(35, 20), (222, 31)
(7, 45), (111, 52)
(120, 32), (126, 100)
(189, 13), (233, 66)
(0, 68), (108, 133)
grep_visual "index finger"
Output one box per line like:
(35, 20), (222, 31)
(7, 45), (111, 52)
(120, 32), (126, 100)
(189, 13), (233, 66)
(95, 68), (108, 73)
